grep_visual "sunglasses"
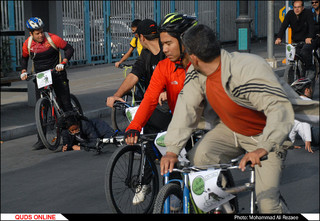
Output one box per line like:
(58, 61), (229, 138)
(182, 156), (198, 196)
(312, 1), (319, 4)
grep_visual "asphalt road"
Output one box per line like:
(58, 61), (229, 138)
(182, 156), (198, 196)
(1, 133), (319, 214)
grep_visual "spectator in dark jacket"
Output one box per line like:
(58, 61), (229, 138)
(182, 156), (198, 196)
(275, 0), (316, 80)
(62, 115), (114, 152)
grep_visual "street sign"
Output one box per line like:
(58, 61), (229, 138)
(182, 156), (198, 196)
(279, 5), (292, 22)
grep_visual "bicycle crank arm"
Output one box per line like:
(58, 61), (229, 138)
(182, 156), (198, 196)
(224, 183), (254, 194)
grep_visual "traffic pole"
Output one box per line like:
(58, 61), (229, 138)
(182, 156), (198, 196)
(266, 0), (277, 68)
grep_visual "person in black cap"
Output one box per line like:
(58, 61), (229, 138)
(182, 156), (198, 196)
(106, 19), (171, 133)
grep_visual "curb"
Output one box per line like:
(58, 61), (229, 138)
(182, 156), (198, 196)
(0, 108), (111, 142)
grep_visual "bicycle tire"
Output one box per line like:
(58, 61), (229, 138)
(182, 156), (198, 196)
(153, 183), (184, 214)
(152, 170), (238, 214)
(35, 97), (61, 151)
(284, 65), (295, 85)
(70, 94), (83, 115)
(111, 92), (141, 132)
(105, 145), (159, 213)
(313, 54), (319, 82)
(279, 194), (290, 213)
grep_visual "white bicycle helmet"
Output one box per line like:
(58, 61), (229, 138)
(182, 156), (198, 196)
(26, 17), (44, 30)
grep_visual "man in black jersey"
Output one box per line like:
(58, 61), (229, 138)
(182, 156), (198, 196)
(106, 19), (171, 132)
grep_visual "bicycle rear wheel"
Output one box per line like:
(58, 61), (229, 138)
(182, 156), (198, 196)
(35, 97), (60, 151)
(105, 145), (159, 213)
(284, 65), (295, 85)
(70, 94), (83, 115)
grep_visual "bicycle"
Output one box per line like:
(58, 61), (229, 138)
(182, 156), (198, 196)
(153, 155), (290, 214)
(282, 41), (320, 86)
(282, 42), (306, 85)
(111, 63), (145, 132)
(104, 120), (206, 214)
(27, 69), (83, 151)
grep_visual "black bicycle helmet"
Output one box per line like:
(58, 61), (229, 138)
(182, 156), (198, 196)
(159, 13), (198, 35)
(159, 13), (198, 68)
(290, 77), (312, 95)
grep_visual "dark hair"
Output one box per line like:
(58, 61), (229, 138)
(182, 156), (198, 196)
(65, 115), (80, 129)
(58, 112), (89, 129)
(182, 24), (221, 63)
(131, 19), (141, 28)
(292, 0), (304, 6)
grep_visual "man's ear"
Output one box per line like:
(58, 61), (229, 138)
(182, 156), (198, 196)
(140, 34), (146, 42)
(189, 54), (199, 65)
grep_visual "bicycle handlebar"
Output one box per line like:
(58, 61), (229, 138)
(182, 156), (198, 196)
(113, 100), (132, 109)
(174, 155), (268, 172)
(279, 42), (305, 47)
(119, 63), (133, 69)
(26, 69), (61, 81)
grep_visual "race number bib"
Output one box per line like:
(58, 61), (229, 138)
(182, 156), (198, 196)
(286, 44), (296, 62)
(188, 169), (235, 212)
(36, 70), (52, 89)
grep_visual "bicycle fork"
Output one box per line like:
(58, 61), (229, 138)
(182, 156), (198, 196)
(125, 142), (148, 190)
(163, 172), (190, 214)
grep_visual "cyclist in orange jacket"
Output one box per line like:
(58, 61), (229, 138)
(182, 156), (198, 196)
(125, 13), (198, 145)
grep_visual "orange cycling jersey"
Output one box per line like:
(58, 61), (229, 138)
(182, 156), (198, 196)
(126, 58), (191, 132)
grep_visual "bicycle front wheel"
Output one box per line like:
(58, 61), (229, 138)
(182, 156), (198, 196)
(105, 145), (159, 213)
(283, 65), (295, 85)
(313, 54), (319, 82)
(35, 97), (61, 151)
(111, 93), (132, 132)
(153, 183), (184, 214)
(111, 93), (141, 132)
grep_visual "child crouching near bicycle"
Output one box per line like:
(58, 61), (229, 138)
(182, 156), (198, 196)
(61, 114), (114, 152)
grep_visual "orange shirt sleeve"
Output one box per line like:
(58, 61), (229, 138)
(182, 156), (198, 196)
(126, 61), (167, 132)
